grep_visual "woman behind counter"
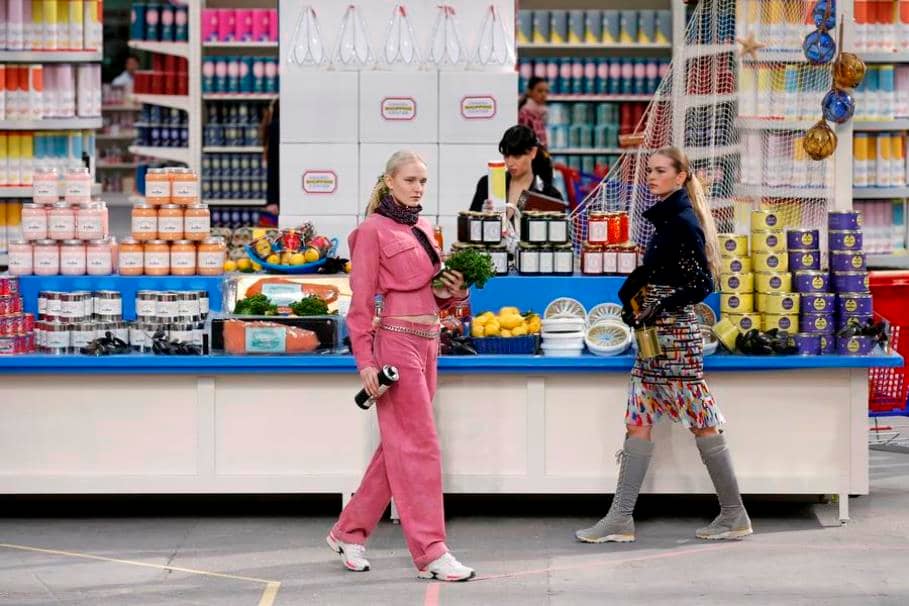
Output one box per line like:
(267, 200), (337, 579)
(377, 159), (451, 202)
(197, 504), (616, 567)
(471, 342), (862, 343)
(327, 150), (476, 582)
(575, 147), (753, 544)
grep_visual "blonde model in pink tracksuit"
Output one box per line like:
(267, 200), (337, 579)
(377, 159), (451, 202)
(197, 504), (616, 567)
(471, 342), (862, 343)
(327, 151), (477, 582)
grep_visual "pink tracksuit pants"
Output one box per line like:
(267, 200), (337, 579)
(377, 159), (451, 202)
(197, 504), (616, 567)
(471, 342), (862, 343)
(331, 325), (448, 569)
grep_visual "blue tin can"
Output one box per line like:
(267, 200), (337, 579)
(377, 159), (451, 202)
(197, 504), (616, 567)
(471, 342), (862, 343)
(819, 333), (835, 354)
(794, 270), (829, 293)
(836, 313), (873, 331)
(837, 335), (875, 355)
(800, 292), (835, 313)
(800, 312), (834, 334)
(787, 228), (819, 250)
(831, 271), (870, 293)
(836, 293), (873, 316)
(788, 249), (820, 271)
(792, 333), (821, 355)
(828, 210), (863, 230)
(828, 230), (863, 251)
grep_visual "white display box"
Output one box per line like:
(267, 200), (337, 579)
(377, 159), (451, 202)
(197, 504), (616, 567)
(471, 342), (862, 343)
(278, 214), (359, 259)
(280, 71), (359, 143)
(438, 71), (518, 144)
(280, 143), (359, 215)
(438, 144), (501, 215)
(359, 143), (440, 215)
(359, 71), (438, 143)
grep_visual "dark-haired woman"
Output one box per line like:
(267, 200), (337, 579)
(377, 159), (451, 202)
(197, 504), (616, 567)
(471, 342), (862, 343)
(518, 76), (550, 147)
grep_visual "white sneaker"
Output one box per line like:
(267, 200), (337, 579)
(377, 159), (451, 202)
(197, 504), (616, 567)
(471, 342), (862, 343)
(417, 552), (476, 582)
(326, 533), (370, 572)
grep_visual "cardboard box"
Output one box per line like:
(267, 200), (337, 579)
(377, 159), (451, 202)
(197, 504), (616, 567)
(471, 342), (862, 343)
(280, 71), (358, 143)
(438, 144), (501, 215)
(359, 143), (439, 215)
(438, 71), (518, 144)
(280, 143), (359, 215)
(359, 71), (438, 143)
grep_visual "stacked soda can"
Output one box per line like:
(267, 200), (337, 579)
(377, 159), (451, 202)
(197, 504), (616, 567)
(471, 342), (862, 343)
(787, 227), (832, 355)
(35, 289), (126, 354)
(827, 210), (875, 355)
(0, 276), (35, 354)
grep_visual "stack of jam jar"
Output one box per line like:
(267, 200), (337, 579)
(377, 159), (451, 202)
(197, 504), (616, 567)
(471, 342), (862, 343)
(452, 211), (510, 275)
(0, 276), (36, 355)
(516, 210), (573, 275)
(8, 167), (114, 277)
(580, 210), (637, 276)
(35, 290), (127, 354)
(126, 167), (226, 276)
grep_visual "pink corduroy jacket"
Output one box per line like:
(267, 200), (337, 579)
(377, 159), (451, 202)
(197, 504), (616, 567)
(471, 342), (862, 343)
(347, 213), (465, 371)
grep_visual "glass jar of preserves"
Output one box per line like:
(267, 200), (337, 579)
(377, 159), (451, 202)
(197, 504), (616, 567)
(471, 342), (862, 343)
(587, 211), (609, 245)
(553, 243), (574, 275)
(617, 244), (638, 274)
(157, 204), (184, 240)
(197, 237), (226, 275)
(608, 211), (630, 244)
(144, 240), (171, 276)
(468, 212), (484, 243)
(183, 204), (210, 241)
(486, 244), (509, 275)
(86, 239), (114, 276)
(33, 240), (61, 276)
(547, 212), (569, 244)
(32, 168), (59, 204)
(538, 244), (554, 275)
(518, 242), (540, 275)
(171, 240), (197, 275)
(131, 204), (158, 241)
(521, 211), (548, 243)
(581, 243), (603, 275)
(145, 168), (171, 205)
(60, 240), (87, 276)
(76, 201), (108, 240)
(482, 212), (503, 244)
(48, 202), (75, 240)
(21, 203), (48, 240)
(118, 238), (144, 276)
(170, 168), (200, 206)
(602, 246), (619, 275)
(456, 211), (473, 243)
(7, 241), (34, 276)
(64, 167), (92, 204)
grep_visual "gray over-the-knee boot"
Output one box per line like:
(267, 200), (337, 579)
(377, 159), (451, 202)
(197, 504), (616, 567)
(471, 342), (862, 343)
(576, 436), (654, 543)
(695, 432), (753, 540)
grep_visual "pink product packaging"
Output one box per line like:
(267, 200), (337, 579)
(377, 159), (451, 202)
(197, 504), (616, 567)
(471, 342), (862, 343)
(235, 10), (252, 41)
(251, 9), (268, 42)
(218, 9), (237, 42)
(201, 9), (219, 42)
(268, 9), (278, 42)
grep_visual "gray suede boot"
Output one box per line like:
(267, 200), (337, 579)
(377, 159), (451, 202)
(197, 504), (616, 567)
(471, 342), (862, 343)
(575, 436), (654, 543)
(695, 432), (753, 540)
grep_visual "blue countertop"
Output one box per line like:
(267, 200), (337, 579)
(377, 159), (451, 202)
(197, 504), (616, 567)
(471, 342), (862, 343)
(0, 352), (901, 374)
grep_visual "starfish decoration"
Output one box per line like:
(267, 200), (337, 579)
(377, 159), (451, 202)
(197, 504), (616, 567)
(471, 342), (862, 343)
(736, 31), (766, 61)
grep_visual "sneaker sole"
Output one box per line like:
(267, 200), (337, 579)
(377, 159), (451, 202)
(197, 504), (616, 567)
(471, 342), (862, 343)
(326, 534), (370, 572)
(576, 533), (635, 544)
(417, 569), (477, 582)
(696, 527), (753, 540)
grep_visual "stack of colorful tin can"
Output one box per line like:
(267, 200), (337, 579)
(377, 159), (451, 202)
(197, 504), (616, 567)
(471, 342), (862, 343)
(827, 210), (875, 355)
(787, 227), (832, 355)
(717, 230), (758, 333)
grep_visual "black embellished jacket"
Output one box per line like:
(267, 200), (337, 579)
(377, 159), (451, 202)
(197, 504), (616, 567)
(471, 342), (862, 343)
(618, 188), (715, 312)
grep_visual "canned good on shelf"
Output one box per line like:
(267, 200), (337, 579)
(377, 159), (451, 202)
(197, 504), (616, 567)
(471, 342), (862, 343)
(720, 272), (753, 293)
(717, 233), (748, 257)
(755, 271), (792, 293)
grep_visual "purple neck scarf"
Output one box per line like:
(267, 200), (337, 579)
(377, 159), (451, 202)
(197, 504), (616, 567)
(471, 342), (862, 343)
(376, 195), (438, 266)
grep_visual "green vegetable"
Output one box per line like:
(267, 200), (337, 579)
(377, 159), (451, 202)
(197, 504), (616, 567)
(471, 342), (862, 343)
(289, 295), (330, 316)
(433, 248), (496, 290)
(233, 294), (278, 316)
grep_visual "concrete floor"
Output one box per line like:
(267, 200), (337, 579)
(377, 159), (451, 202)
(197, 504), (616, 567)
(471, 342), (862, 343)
(1, 449), (907, 606)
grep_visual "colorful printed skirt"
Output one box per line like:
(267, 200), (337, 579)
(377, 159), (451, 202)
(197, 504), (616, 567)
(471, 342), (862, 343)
(625, 285), (725, 429)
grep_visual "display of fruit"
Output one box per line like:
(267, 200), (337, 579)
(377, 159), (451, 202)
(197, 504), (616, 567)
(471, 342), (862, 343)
(471, 308), (541, 338)
(247, 225), (334, 269)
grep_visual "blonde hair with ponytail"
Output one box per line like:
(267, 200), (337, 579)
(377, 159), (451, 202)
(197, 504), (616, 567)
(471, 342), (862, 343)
(365, 150), (427, 217)
(654, 147), (722, 282)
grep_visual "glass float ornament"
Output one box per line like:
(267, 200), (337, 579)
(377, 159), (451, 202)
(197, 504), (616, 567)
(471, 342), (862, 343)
(803, 120), (838, 160)
(813, 0), (836, 30)
(822, 89), (855, 123)
(803, 29), (836, 64)
(833, 52), (867, 89)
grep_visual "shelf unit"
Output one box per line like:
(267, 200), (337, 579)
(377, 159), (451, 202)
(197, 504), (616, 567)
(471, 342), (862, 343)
(128, 145), (193, 165)
(550, 148), (625, 155)
(0, 50), (102, 62)
(202, 42), (278, 49)
(548, 94), (655, 102)
(127, 40), (191, 59)
(203, 146), (265, 153)
(853, 120), (909, 131)
(96, 132), (139, 141)
(132, 93), (193, 113)
(853, 187), (909, 199)
(202, 93), (278, 101)
(736, 117), (816, 131)
(204, 199), (268, 206)
(736, 184), (834, 199)
(0, 118), (103, 130)
(518, 42), (672, 51)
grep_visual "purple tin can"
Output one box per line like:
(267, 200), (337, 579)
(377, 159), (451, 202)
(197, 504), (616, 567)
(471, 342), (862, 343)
(836, 313), (873, 331)
(794, 270), (830, 293)
(830, 250), (866, 272)
(800, 312), (834, 334)
(836, 293), (873, 316)
(787, 229), (819, 250)
(831, 271), (870, 293)
(788, 249), (820, 271)
(828, 230), (863, 251)
(819, 333), (835, 354)
(828, 210), (863, 231)
(837, 335), (875, 355)
(800, 292), (835, 313)
(791, 333), (821, 355)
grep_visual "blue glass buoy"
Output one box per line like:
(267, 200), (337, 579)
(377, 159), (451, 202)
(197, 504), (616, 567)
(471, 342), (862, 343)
(813, 0), (836, 30)
(822, 89), (855, 124)
(803, 30), (836, 64)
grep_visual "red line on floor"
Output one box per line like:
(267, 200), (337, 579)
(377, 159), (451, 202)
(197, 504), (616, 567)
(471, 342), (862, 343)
(423, 581), (441, 606)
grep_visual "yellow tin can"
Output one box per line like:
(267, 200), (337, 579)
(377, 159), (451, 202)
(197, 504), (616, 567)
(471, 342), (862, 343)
(721, 293), (754, 313)
(751, 209), (782, 231)
(751, 230), (786, 253)
(721, 256), (752, 274)
(761, 292), (800, 314)
(719, 272), (753, 293)
(754, 271), (792, 293)
(725, 312), (761, 333)
(762, 312), (798, 332)
(753, 252), (789, 272)
(717, 233), (748, 257)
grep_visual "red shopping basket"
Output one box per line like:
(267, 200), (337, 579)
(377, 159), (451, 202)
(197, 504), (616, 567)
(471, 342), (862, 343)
(869, 271), (909, 416)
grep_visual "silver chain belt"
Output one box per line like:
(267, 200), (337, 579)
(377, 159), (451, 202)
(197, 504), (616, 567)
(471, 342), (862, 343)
(379, 323), (440, 339)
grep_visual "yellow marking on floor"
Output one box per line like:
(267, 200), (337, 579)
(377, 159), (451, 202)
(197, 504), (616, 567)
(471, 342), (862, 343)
(0, 543), (281, 605)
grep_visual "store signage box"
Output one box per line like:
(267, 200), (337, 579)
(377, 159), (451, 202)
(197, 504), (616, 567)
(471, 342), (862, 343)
(281, 71), (359, 143)
(438, 143), (500, 215)
(438, 71), (518, 144)
(359, 72), (438, 143)
(280, 143), (359, 215)
(359, 143), (440, 215)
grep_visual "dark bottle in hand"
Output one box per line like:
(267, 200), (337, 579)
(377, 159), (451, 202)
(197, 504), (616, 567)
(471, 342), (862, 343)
(355, 365), (400, 410)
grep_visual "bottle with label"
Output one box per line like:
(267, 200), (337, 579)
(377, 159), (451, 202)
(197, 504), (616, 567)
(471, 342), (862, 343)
(355, 365), (400, 410)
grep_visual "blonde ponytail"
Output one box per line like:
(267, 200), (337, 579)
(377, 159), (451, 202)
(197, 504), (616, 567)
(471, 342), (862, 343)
(364, 176), (387, 217)
(364, 150), (427, 217)
(686, 174), (721, 282)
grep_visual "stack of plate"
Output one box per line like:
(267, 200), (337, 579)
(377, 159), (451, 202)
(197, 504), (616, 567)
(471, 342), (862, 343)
(584, 302), (632, 356)
(541, 298), (587, 357)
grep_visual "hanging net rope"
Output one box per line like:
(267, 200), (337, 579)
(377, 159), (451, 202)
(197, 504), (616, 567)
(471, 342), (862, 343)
(569, 0), (835, 252)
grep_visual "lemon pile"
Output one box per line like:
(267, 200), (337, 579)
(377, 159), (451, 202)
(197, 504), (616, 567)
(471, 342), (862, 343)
(471, 307), (541, 338)
(265, 247), (321, 267)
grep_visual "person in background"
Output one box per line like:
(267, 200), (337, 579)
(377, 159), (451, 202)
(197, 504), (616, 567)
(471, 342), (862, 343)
(111, 55), (140, 91)
(327, 151), (476, 582)
(261, 99), (280, 215)
(575, 147), (752, 544)
(518, 76), (550, 148)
